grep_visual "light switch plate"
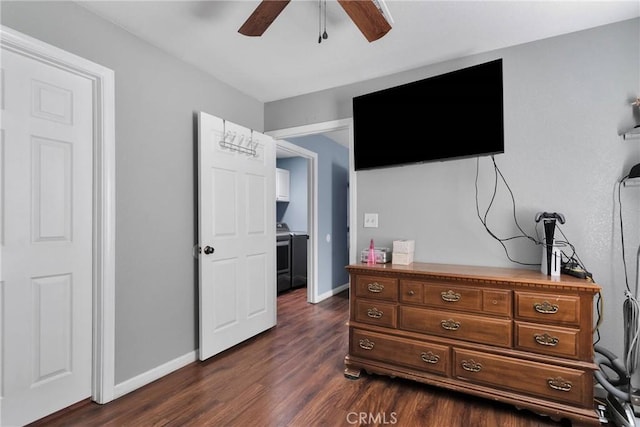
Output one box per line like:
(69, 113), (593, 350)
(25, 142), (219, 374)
(364, 213), (378, 228)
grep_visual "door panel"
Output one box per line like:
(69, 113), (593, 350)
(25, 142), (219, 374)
(197, 112), (276, 361)
(1, 47), (93, 426)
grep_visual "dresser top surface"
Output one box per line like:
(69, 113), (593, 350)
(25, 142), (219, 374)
(346, 262), (601, 292)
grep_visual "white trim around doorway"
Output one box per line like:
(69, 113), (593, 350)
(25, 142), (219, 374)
(0, 25), (116, 405)
(267, 118), (356, 304)
(274, 139), (319, 303)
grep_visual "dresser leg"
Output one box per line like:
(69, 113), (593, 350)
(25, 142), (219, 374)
(344, 367), (362, 380)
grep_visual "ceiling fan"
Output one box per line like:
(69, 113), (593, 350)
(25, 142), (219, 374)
(238, 0), (392, 43)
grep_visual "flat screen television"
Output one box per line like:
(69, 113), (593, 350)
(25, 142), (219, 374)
(352, 59), (504, 171)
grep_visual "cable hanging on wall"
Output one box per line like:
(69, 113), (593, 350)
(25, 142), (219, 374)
(617, 167), (640, 374)
(219, 120), (258, 156)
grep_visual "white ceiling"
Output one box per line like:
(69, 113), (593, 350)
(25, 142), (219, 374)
(77, 0), (639, 148)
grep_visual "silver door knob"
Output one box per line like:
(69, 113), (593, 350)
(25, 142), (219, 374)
(204, 246), (215, 255)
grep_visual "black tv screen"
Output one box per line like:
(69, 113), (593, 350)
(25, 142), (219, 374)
(353, 59), (504, 170)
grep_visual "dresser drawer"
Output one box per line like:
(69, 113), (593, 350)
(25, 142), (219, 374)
(482, 289), (512, 316)
(399, 306), (512, 347)
(355, 299), (397, 328)
(515, 291), (580, 326)
(399, 280), (424, 304)
(355, 275), (398, 301)
(351, 328), (450, 376)
(515, 322), (580, 359)
(424, 283), (483, 311)
(453, 348), (591, 406)
(422, 283), (511, 316)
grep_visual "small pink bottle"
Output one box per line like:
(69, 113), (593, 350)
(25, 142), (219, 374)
(367, 239), (376, 265)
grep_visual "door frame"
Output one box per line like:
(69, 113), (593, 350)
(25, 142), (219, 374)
(267, 118), (356, 303)
(0, 26), (116, 405)
(273, 139), (318, 302)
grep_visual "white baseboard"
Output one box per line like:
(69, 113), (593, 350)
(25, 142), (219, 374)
(316, 282), (349, 302)
(112, 285), (349, 398)
(113, 351), (197, 399)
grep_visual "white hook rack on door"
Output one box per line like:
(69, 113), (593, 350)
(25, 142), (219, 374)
(219, 120), (258, 156)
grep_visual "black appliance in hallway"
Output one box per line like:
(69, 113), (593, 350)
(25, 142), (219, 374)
(291, 233), (308, 288)
(276, 222), (291, 294)
(276, 222), (308, 294)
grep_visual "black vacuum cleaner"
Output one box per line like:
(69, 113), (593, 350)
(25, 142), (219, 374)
(594, 345), (637, 426)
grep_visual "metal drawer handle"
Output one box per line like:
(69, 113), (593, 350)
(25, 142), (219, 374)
(547, 377), (572, 392)
(408, 290), (415, 296)
(461, 359), (482, 373)
(367, 308), (383, 319)
(441, 290), (461, 302)
(441, 319), (460, 331)
(534, 301), (559, 314)
(421, 351), (440, 364)
(359, 338), (375, 350)
(534, 333), (559, 347)
(367, 282), (384, 293)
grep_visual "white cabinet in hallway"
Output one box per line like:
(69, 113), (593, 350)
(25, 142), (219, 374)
(276, 167), (290, 201)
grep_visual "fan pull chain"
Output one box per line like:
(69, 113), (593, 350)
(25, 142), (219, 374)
(323, 0), (328, 40)
(318, 0), (322, 43)
(318, 0), (328, 43)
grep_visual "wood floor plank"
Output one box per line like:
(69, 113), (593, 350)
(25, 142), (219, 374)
(28, 287), (571, 427)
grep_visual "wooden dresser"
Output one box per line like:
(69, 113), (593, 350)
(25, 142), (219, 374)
(344, 262), (602, 426)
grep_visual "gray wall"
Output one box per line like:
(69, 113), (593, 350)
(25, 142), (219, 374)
(266, 19), (640, 357)
(1, 1), (264, 383)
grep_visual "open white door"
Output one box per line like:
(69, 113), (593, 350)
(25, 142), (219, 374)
(197, 112), (276, 360)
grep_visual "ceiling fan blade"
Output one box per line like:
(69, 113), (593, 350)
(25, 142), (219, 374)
(337, 0), (392, 42)
(238, 0), (291, 37)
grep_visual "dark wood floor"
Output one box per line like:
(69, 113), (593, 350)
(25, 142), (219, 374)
(30, 287), (573, 427)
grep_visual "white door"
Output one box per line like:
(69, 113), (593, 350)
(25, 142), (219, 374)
(1, 47), (94, 426)
(197, 112), (276, 360)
